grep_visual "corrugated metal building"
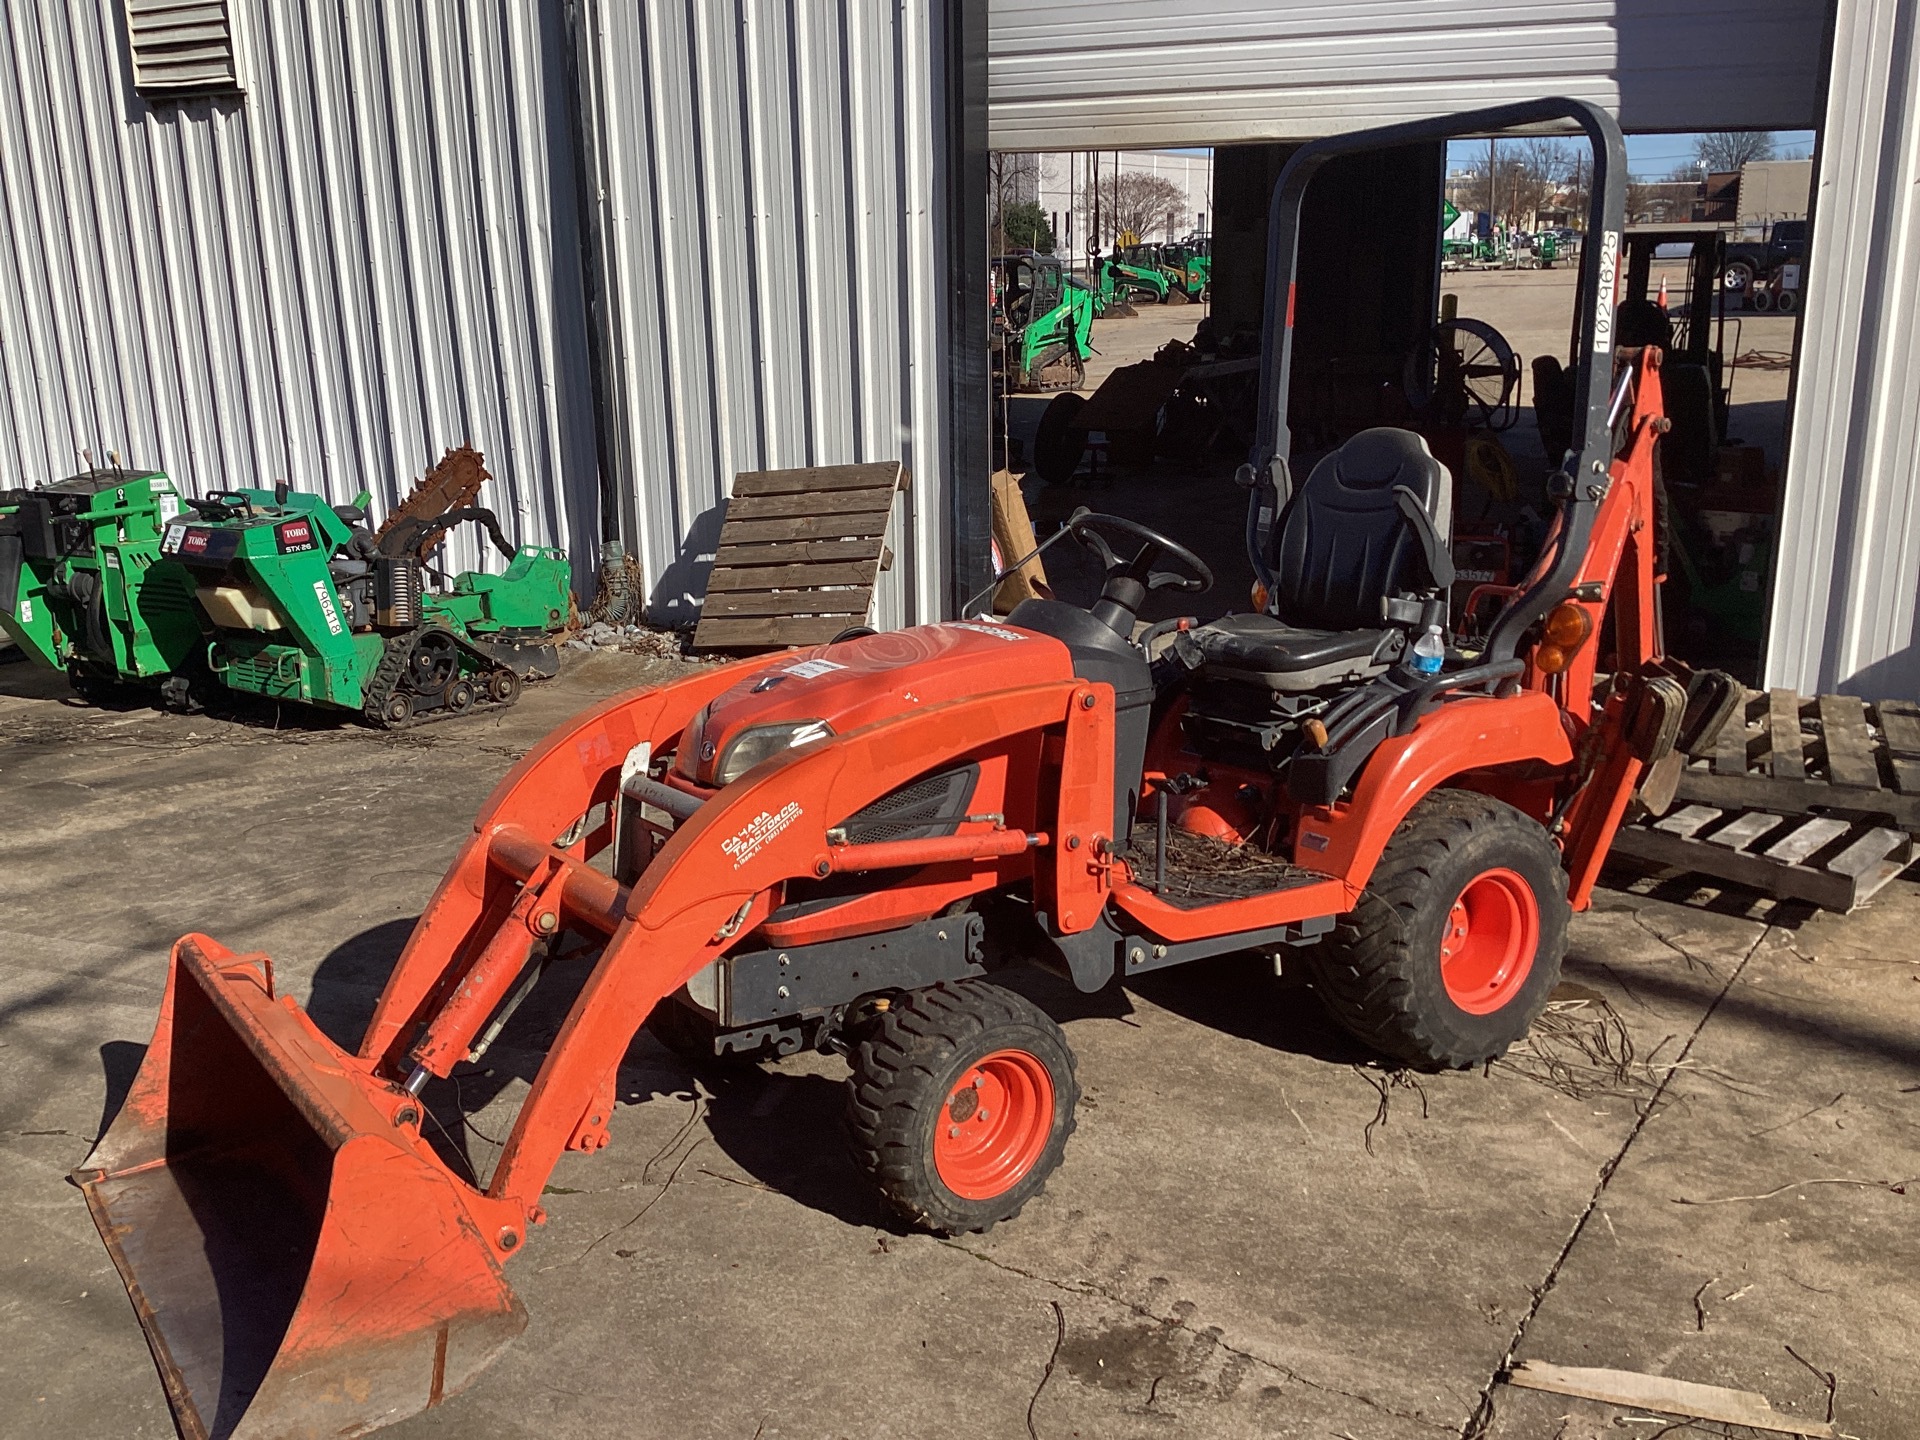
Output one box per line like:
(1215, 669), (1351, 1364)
(1767, 0), (1920, 697)
(0, 0), (971, 623)
(987, 0), (1830, 148)
(0, 0), (600, 582)
(571, 0), (957, 631)
(3, 2), (1914, 693)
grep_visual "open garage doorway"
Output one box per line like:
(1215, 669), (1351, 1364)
(986, 126), (1814, 690)
(988, 146), (1252, 619)
(1431, 127), (1814, 683)
(990, 140), (1458, 628)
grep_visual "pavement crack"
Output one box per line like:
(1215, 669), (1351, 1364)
(941, 1241), (1452, 1430)
(1455, 920), (1772, 1440)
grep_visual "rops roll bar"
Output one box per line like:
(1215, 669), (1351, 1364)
(1242, 97), (1628, 665)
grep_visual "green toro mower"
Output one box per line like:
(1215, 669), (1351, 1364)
(1, 447), (571, 725)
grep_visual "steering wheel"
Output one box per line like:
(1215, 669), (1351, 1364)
(1067, 511), (1213, 593)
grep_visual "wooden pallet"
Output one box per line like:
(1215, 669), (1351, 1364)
(1610, 687), (1919, 910)
(1677, 688), (1920, 828)
(693, 461), (906, 651)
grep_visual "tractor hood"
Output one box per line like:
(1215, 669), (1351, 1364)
(675, 620), (1073, 787)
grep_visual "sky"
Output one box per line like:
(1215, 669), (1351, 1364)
(1444, 131), (1817, 180)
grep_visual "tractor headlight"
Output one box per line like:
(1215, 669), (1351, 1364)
(715, 719), (834, 785)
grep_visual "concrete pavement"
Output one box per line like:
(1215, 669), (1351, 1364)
(2, 651), (1913, 1439)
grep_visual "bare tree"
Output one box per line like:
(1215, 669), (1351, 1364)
(1695, 131), (1777, 171)
(1076, 171), (1188, 247)
(1519, 137), (1575, 191)
(989, 152), (1039, 255)
(1452, 139), (1571, 227)
(1559, 147), (1591, 226)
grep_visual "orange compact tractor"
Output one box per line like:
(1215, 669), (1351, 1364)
(81, 100), (1695, 1438)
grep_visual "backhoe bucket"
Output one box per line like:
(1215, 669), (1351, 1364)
(74, 936), (525, 1440)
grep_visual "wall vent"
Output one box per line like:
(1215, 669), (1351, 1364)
(126, 1), (239, 96)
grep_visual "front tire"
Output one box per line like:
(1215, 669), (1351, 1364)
(846, 979), (1079, 1234)
(1310, 790), (1568, 1069)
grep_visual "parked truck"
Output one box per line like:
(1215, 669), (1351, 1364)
(1721, 219), (1807, 299)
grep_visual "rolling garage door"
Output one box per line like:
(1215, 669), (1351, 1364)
(989, 0), (1831, 148)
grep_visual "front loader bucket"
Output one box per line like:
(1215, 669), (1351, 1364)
(74, 936), (525, 1440)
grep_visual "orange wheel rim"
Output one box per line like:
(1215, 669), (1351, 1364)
(1438, 867), (1539, 1015)
(932, 1049), (1054, 1201)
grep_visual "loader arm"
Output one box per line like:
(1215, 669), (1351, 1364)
(460, 677), (1106, 1210)
(359, 655), (788, 1068)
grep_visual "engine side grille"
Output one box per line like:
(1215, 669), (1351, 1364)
(839, 763), (980, 844)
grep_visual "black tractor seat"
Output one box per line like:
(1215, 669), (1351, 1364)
(1187, 613), (1406, 690)
(1183, 426), (1454, 693)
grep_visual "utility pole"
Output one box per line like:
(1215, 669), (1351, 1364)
(1489, 137), (1497, 230)
(1091, 150), (1101, 255)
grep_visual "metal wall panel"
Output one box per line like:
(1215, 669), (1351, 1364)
(0, 0), (599, 580)
(1766, 0), (1920, 696)
(988, 0), (1828, 149)
(576, 0), (951, 630)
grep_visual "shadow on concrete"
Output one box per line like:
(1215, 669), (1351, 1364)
(306, 917), (418, 1050)
(697, 1067), (896, 1231)
(291, 916), (1366, 1218)
(95, 1039), (146, 1143)
(1601, 859), (1822, 929)
(1124, 951), (1374, 1065)
(1577, 952), (1920, 1076)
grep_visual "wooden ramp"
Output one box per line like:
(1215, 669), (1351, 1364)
(693, 462), (906, 651)
(1612, 688), (1919, 910)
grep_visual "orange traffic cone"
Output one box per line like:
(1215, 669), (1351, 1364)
(1656, 275), (1669, 310)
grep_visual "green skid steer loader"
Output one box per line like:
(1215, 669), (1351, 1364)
(993, 252), (1095, 392)
(1098, 247), (1171, 306)
(1160, 238), (1211, 301)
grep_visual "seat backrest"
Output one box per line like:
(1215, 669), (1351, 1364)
(1270, 427), (1452, 632)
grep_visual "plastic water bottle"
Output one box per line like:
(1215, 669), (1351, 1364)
(1411, 623), (1446, 676)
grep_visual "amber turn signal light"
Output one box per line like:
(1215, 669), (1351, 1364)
(1251, 579), (1270, 613)
(1534, 600), (1594, 674)
(1544, 600), (1593, 648)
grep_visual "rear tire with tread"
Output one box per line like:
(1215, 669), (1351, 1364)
(1310, 790), (1569, 1069)
(846, 979), (1078, 1234)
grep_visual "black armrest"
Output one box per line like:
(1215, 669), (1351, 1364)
(1392, 485), (1456, 590)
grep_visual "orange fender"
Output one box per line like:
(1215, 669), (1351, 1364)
(1294, 691), (1574, 885)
